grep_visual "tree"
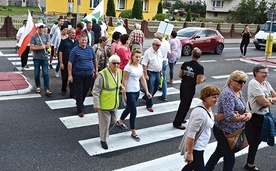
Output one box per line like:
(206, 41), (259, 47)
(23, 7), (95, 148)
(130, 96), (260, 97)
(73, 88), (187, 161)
(163, 0), (171, 9)
(106, 0), (116, 17)
(228, 0), (269, 24)
(132, 0), (143, 19)
(157, 1), (163, 14)
(186, 8), (192, 21)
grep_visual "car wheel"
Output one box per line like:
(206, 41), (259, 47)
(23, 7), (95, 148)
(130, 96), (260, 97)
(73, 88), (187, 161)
(255, 45), (261, 50)
(214, 44), (224, 54)
(182, 45), (192, 56)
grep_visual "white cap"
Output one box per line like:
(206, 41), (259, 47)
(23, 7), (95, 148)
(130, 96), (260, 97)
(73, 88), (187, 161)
(164, 19), (169, 23)
(36, 23), (46, 28)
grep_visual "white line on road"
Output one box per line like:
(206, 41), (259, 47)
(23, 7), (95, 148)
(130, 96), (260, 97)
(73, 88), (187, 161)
(79, 123), (187, 156)
(0, 93), (41, 101)
(12, 60), (58, 66)
(225, 58), (241, 61)
(201, 60), (217, 63)
(59, 98), (201, 129)
(46, 87), (180, 110)
(212, 72), (253, 79)
(115, 138), (276, 171)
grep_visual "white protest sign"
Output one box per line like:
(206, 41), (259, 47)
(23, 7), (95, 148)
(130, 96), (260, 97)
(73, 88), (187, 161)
(157, 21), (174, 35)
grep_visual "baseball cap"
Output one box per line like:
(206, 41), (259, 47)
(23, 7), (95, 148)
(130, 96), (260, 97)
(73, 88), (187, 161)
(36, 22), (46, 28)
(154, 32), (163, 39)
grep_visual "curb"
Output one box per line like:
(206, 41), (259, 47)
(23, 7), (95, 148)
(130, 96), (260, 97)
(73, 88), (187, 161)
(240, 58), (276, 69)
(0, 72), (33, 96)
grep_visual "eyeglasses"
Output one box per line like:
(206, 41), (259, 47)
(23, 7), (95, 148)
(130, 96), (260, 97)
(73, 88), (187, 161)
(234, 80), (246, 84)
(112, 62), (120, 65)
(38, 26), (44, 29)
(258, 71), (269, 75)
(154, 43), (161, 47)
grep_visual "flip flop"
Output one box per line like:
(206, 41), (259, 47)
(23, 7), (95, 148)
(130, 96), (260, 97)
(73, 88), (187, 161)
(36, 87), (41, 93)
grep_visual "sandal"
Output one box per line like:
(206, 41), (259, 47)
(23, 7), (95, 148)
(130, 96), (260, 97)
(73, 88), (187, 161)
(131, 134), (140, 142)
(36, 87), (41, 93)
(45, 90), (52, 96)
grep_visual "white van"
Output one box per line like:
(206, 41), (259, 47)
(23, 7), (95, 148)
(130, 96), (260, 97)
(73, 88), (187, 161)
(253, 21), (276, 49)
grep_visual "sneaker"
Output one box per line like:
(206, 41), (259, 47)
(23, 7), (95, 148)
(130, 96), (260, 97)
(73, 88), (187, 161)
(158, 96), (167, 101)
(244, 164), (259, 171)
(55, 71), (59, 77)
(21, 67), (25, 71)
(25, 65), (29, 68)
(78, 112), (84, 117)
(49, 64), (53, 69)
(116, 121), (128, 129)
(131, 134), (140, 142)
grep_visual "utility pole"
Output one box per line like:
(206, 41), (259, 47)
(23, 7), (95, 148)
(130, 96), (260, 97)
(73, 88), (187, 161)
(77, 0), (81, 22)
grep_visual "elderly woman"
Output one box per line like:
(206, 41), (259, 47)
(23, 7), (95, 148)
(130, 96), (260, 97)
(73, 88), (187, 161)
(206, 70), (252, 171)
(245, 64), (276, 171)
(93, 55), (125, 150)
(116, 49), (152, 142)
(179, 85), (222, 171)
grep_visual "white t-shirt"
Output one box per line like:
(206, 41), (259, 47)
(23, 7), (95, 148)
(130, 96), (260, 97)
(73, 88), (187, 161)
(160, 38), (171, 64)
(188, 105), (214, 151)
(247, 78), (274, 115)
(124, 64), (143, 92)
(112, 25), (127, 35)
(16, 26), (25, 46)
(100, 23), (107, 37)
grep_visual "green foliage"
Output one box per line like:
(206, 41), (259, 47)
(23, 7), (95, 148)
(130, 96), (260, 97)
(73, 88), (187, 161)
(157, 1), (163, 14)
(228, 0), (269, 24)
(152, 13), (169, 21)
(186, 8), (192, 21)
(120, 9), (133, 19)
(0, 6), (40, 16)
(163, 0), (171, 9)
(132, 0), (143, 19)
(106, 0), (116, 17)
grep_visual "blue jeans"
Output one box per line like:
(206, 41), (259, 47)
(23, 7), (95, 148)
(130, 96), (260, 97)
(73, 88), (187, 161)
(145, 70), (160, 108)
(74, 74), (93, 113)
(120, 91), (139, 129)
(33, 58), (50, 91)
(161, 61), (167, 98)
(168, 62), (176, 80)
(55, 57), (60, 72)
(182, 150), (206, 171)
(206, 126), (235, 171)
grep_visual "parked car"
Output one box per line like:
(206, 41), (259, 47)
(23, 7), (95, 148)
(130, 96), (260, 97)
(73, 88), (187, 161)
(176, 27), (224, 56)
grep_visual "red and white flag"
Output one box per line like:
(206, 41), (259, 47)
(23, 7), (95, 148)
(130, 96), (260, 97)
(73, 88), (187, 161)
(18, 10), (37, 56)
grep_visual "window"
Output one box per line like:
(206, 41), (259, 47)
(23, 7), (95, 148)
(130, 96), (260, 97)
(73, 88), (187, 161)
(117, 0), (126, 10)
(207, 30), (218, 37)
(213, 0), (223, 7)
(195, 30), (206, 38)
(90, 0), (99, 8)
(142, 0), (148, 12)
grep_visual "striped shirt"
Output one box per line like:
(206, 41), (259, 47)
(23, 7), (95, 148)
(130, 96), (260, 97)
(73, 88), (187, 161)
(69, 45), (96, 76)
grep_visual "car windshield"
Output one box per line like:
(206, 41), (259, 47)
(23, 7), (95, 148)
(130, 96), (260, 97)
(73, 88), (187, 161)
(261, 22), (276, 32)
(177, 29), (197, 38)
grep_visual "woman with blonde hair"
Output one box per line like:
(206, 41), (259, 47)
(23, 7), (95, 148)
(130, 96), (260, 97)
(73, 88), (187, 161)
(206, 70), (252, 171)
(116, 49), (152, 141)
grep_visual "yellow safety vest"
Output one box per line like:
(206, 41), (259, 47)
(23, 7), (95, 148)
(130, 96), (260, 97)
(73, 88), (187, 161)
(99, 67), (122, 110)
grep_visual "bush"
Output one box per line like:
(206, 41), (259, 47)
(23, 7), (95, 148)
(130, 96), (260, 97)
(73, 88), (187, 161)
(152, 13), (170, 21)
(132, 0), (143, 19)
(120, 9), (133, 19)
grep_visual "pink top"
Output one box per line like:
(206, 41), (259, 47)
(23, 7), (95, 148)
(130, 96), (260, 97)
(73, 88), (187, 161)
(110, 42), (122, 54)
(117, 46), (131, 70)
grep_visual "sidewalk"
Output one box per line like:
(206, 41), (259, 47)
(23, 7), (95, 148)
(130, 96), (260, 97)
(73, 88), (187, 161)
(0, 38), (276, 96)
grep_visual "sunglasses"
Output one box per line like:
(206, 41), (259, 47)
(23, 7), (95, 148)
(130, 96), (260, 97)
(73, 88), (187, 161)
(234, 80), (246, 84)
(112, 62), (120, 65)
(38, 26), (44, 29)
(154, 43), (161, 47)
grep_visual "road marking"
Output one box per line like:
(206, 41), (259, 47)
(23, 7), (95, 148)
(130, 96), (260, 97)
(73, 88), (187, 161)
(79, 123), (187, 156)
(59, 98), (201, 129)
(12, 60), (58, 66)
(0, 51), (3, 56)
(212, 72), (253, 79)
(4, 53), (33, 57)
(225, 58), (241, 61)
(201, 60), (217, 63)
(46, 87), (180, 110)
(115, 138), (276, 171)
(0, 93), (41, 101)
(224, 47), (255, 50)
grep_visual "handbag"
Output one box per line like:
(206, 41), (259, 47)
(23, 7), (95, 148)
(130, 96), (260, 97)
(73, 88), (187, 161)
(220, 123), (248, 153)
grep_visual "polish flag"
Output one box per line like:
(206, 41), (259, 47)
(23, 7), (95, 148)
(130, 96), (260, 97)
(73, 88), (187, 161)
(18, 10), (37, 56)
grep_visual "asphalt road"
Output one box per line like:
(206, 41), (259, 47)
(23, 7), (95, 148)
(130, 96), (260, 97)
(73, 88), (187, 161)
(1, 44), (276, 171)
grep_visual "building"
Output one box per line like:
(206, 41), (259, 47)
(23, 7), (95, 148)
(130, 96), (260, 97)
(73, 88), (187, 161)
(45, 0), (160, 20)
(206, 0), (276, 20)
(0, 0), (45, 7)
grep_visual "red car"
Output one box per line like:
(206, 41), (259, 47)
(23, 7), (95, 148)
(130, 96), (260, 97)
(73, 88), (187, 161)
(176, 27), (224, 56)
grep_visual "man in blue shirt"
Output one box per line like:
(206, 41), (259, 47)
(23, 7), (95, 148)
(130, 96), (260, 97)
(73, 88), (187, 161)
(68, 34), (98, 117)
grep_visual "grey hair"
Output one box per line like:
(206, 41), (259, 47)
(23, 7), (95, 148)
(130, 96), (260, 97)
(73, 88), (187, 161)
(109, 55), (121, 63)
(253, 64), (268, 77)
(135, 23), (141, 29)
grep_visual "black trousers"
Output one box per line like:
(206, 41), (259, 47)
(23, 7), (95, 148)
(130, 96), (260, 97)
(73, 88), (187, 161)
(173, 85), (195, 126)
(21, 46), (30, 67)
(60, 62), (74, 97)
(182, 150), (206, 171)
(240, 41), (249, 56)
